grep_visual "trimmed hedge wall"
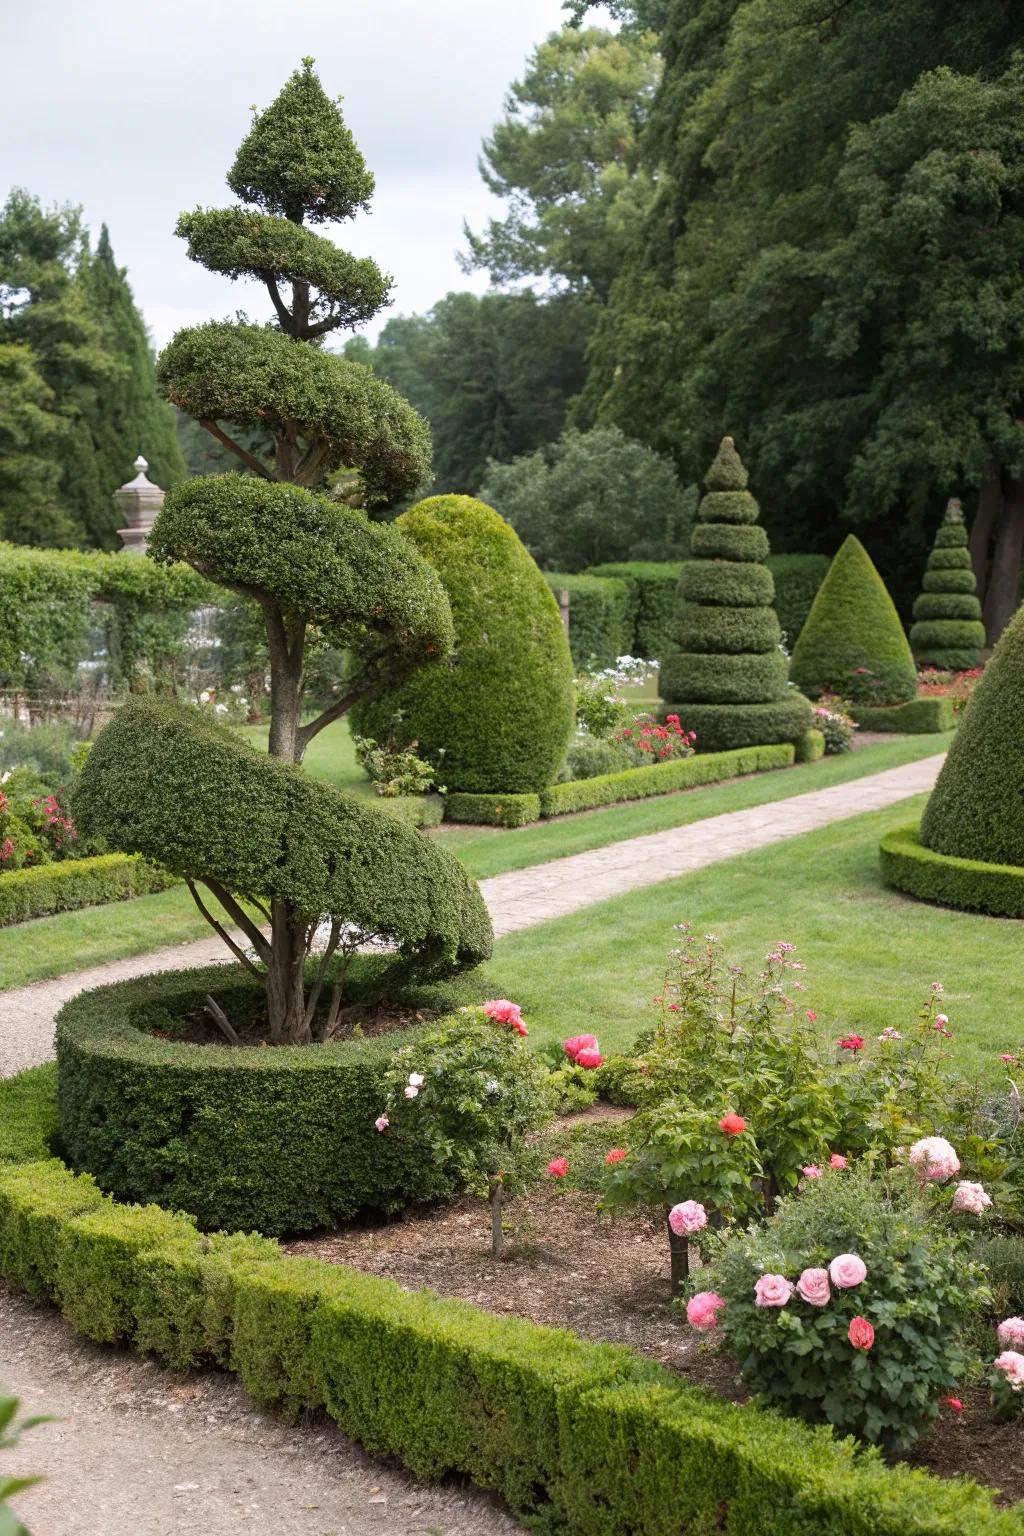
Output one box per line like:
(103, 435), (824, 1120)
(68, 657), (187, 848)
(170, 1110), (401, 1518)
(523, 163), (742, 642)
(851, 698), (956, 734)
(544, 573), (633, 667)
(0, 853), (177, 927)
(1, 1069), (1021, 1536)
(586, 562), (680, 658)
(538, 743), (794, 818)
(880, 823), (1024, 919)
(445, 792), (542, 827)
(55, 968), (476, 1235)
(795, 728), (826, 763)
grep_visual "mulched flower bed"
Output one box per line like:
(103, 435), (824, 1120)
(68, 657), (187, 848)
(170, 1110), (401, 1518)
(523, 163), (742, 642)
(286, 1130), (1024, 1503)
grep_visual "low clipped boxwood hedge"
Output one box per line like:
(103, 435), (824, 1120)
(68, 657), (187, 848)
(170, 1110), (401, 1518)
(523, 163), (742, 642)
(55, 967), (484, 1236)
(851, 697), (956, 734)
(441, 745), (794, 824)
(545, 572), (633, 668)
(880, 822), (1024, 919)
(795, 728), (826, 763)
(0, 1070), (1020, 1536)
(0, 853), (177, 927)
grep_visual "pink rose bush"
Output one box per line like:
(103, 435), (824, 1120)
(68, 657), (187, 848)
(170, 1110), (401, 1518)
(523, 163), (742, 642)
(668, 1200), (708, 1236)
(848, 1316), (874, 1351)
(484, 999), (528, 1037)
(829, 1253), (867, 1289)
(995, 1351), (1024, 1389)
(686, 1291), (726, 1330)
(754, 1274), (793, 1308)
(997, 1318), (1024, 1348)
(564, 1034), (603, 1068)
(908, 1136), (960, 1181)
(950, 1181), (991, 1215)
(992, 1324), (1024, 1419)
(795, 1268), (831, 1307)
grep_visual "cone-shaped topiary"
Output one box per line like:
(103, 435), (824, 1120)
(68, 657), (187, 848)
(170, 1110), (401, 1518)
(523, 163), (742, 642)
(351, 496), (575, 793)
(910, 499), (985, 671)
(790, 535), (917, 705)
(659, 438), (812, 751)
(920, 604), (1024, 868)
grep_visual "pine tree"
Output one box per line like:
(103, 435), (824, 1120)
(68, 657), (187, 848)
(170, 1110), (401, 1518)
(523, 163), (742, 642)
(660, 436), (811, 751)
(909, 499), (985, 671)
(79, 226), (185, 544)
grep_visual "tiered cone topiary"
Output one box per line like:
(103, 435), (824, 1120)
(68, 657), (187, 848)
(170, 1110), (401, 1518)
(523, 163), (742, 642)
(789, 534), (917, 705)
(659, 437), (812, 752)
(920, 602), (1024, 869)
(910, 499), (985, 672)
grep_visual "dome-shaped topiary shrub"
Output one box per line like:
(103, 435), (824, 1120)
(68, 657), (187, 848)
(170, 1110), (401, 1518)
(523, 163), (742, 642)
(910, 499), (985, 671)
(920, 604), (1024, 869)
(659, 437), (812, 751)
(351, 496), (575, 793)
(789, 534), (917, 705)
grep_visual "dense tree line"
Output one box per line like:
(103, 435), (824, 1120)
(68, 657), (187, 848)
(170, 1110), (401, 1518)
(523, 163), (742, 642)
(0, 190), (185, 547)
(571, 1), (1024, 632)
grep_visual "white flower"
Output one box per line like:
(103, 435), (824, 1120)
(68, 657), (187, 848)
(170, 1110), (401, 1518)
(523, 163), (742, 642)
(408, 1072), (424, 1088)
(215, 703), (228, 715)
(404, 1085), (419, 1099)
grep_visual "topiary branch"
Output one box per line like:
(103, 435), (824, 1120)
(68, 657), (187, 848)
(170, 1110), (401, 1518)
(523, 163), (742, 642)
(186, 879), (263, 975)
(265, 274), (293, 332)
(204, 878), (273, 965)
(198, 417), (273, 479)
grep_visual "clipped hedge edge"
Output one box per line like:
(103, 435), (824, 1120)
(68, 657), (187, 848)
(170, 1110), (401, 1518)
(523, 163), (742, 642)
(880, 822), (1024, 919)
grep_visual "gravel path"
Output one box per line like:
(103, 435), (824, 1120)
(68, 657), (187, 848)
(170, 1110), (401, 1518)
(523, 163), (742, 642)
(0, 752), (943, 1534)
(0, 1287), (523, 1536)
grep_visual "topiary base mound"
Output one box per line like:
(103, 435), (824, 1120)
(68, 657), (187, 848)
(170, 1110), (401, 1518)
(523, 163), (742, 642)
(879, 823), (1024, 919)
(55, 963), (497, 1236)
(668, 695), (813, 754)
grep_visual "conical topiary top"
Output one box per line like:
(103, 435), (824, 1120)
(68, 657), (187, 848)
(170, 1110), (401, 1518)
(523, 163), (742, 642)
(920, 604), (1024, 867)
(659, 437), (812, 751)
(789, 535), (917, 705)
(909, 498), (985, 671)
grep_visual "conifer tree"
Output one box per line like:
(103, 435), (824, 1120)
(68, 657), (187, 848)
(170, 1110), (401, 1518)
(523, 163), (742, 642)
(660, 437), (811, 751)
(909, 499), (985, 671)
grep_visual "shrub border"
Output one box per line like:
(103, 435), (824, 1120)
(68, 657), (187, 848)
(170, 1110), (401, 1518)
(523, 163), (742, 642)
(880, 822), (1024, 920)
(851, 697), (955, 734)
(0, 853), (178, 927)
(0, 1067), (1019, 1535)
(444, 744), (795, 826)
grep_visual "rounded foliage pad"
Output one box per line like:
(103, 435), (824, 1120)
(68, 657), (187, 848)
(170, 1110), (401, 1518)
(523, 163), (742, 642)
(72, 697), (492, 980)
(660, 436), (811, 750)
(921, 605), (1024, 869)
(790, 534), (916, 704)
(352, 496), (575, 794)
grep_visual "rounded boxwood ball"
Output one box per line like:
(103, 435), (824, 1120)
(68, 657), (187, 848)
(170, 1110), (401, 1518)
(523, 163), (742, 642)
(351, 496), (575, 793)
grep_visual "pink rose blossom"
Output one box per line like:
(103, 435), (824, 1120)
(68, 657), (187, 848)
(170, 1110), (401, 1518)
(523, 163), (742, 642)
(829, 1253), (867, 1289)
(668, 1200), (707, 1236)
(374, 1115), (389, 1132)
(547, 1158), (569, 1178)
(802, 1165), (822, 1180)
(403, 1085), (419, 1099)
(754, 1274), (793, 1308)
(686, 1291), (726, 1330)
(952, 1181), (992, 1215)
(805, 1010), (818, 1022)
(1000, 1053), (1016, 1063)
(908, 1136), (960, 1181)
(796, 1267), (831, 1307)
(564, 1034), (599, 1062)
(484, 999), (521, 1024)
(994, 1351), (1024, 1390)
(848, 1316), (875, 1351)
(575, 1047), (604, 1069)
(877, 1027), (902, 1042)
(997, 1318), (1024, 1349)
(830, 1153), (849, 1170)
(932, 982), (944, 994)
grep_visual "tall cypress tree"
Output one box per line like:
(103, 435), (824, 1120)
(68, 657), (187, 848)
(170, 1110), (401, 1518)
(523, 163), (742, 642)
(79, 227), (186, 543)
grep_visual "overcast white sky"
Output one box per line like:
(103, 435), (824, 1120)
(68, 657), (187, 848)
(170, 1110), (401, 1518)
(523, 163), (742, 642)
(3, 0), (613, 348)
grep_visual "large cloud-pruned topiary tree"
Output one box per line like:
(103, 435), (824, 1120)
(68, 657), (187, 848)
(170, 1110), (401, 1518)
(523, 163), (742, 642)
(910, 499), (985, 672)
(73, 64), (492, 1045)
(659, 438), (812, 752)
(351, 495), (575, 793)
(790, 534), (917, 705)
(920, 604), (1024, 869)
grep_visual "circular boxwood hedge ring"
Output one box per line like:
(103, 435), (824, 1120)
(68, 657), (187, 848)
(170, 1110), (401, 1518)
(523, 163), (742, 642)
(879, 823), (1024, 920)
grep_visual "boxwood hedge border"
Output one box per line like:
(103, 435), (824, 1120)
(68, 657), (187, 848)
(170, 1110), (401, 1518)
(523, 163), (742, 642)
(0, 1066), (1021, 1535)
(880, 822), (1024, 919)
(851, 697), (955, 734)
(0, 853), (178, 927)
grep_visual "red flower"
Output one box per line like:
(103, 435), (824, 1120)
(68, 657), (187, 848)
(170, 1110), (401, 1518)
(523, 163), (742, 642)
(575, 1047), (604, 1069)
(718, 1113), (747, 1136)
(547, 1158), (569, 1178)
(838, 1034), (865, 1052)
(848, 1316), (874, 1351)
(564, 1034), (598, 1062)
(605, 1147), (627, 1164)
(806, 1010), (818, 1023)
(943, 1396), (964, 1415)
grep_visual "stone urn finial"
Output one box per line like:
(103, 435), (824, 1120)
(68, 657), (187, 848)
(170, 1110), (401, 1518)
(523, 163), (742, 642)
(114, 453), (165, 552)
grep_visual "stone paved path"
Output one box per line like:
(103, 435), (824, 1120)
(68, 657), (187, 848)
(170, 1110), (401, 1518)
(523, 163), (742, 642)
(0, 753), (943, 1080)
(0, 751), (942, 1535)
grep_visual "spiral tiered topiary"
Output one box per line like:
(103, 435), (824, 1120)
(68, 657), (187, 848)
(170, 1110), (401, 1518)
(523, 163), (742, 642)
(910, 499), (985, 671)
(659, 438), (812, 751)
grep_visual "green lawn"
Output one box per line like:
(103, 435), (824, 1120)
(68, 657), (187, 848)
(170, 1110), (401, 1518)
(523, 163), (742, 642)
(0, 731), (946, 992)
(491, 794), (1019, 1083)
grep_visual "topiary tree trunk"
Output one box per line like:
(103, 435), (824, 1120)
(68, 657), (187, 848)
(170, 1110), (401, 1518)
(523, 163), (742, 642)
(659, 437), (811, 751)
(73, 63), (491, 1045)
(910, 499), (985, 671)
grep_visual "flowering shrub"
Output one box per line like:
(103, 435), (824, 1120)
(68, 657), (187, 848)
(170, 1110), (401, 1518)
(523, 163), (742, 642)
(613, 712), (696, 766)
(353, 734), (440, 797)
(0, 767), (79, 870)
(917, 666), (984, 717)
(376, 1005), (553, 1255)
(703, 1163), (986, 1447)
(813, 696), (856, 754)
